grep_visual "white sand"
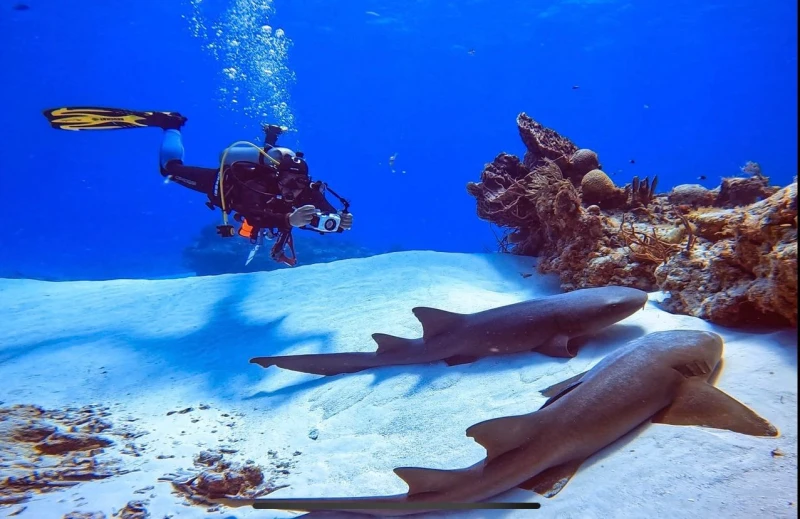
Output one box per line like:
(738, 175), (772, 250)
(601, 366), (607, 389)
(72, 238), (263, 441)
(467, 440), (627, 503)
(0, 251), (796, 519)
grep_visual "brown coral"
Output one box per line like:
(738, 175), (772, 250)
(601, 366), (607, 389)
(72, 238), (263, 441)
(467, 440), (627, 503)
(668, 183), (718, 207)
(466, 153), (538, 230)
(617, 218), (685, 264)
(624, 175), (659, 207)
(657, 183), (798, 326)
(0, 404), (133, 507)
(581, 169), (623, 206)
(569, 149), (600, 178)
(161, 448), (296, 507)
(517, 113), (577, 174)
(714, 175), (780, 207)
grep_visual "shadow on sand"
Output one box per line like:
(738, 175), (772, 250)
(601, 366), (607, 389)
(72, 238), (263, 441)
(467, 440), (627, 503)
(243, 322), (649, 400)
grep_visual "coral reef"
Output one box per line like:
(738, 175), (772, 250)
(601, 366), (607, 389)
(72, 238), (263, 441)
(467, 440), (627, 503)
(715, 175), (779, 208)
(656, 183), (797, 326)
(0, 404), (136, 507)
(668, 183), (718, 207)
(160, 448), (297, 509)
(466, 113), (798, 327)
(183, 224), (380, 275)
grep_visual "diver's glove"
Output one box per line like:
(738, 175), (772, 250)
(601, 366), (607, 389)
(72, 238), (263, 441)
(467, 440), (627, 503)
(288, 205), (317, 227)
(339, 212), (353, 230)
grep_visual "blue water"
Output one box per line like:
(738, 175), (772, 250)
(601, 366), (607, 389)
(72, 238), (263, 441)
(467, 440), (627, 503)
(1, 0), (796, 280)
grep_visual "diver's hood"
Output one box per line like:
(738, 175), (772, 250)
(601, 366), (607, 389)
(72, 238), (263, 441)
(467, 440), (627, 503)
(268, 147), (308, 176)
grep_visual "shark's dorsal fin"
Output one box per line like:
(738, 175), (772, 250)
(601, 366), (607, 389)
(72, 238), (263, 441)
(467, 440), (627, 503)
(412, 307), (465, 340)
(372, 333), (415, 355)
(652, 377), (779, 437)
(394, 466), (482, 496)
(466, 413), (543, 462)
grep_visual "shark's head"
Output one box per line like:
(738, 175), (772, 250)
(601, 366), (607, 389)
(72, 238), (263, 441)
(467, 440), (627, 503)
(658, 329), (724, 377)
(557, 286), (649, 337)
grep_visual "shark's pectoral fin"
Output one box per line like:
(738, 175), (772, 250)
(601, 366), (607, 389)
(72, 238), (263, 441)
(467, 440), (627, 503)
(540, 370), (588, 398)
(372, 333), (416, 355)
(536, 334), (575, 358)
(466, 413), (542, 462)
(652, 378), (779, 437)
(443, 354), (479, 366)
(538, 371), (588, 409)
(412, 307), (465, 340)
(518, 457), (586, 498)
(394, 465), (483, 496)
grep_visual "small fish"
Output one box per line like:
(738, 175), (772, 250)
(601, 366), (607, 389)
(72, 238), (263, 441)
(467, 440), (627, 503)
(698, 175), (707, 180)
(467, 49), (476, 55)
(572, 85), (580, 90)
(643, 104), (650, 109)
(365, 11), (380, 17)
(13, 3), (30, 10)
(630, 159), (636, 164)
(388, 152), (398, 172)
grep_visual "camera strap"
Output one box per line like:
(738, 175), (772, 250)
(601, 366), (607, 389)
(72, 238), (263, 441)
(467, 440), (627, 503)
(313, 181), (351, 213)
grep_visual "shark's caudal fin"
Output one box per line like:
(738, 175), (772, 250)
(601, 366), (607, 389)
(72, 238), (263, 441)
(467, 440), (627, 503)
(652, 378), (779, 437)
(411, 307), (466, 340)
(393, 465), (483, 496)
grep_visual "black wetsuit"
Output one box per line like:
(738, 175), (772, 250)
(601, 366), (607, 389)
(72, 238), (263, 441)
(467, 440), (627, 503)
(160, 159), (337, 233)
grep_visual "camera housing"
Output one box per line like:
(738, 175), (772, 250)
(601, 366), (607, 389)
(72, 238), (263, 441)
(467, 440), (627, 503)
(309, 212), (341, 233)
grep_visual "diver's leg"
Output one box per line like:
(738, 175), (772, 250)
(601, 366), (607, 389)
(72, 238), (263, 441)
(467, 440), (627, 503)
(159, 129), (185, 173)
(159, 130), (219, 196)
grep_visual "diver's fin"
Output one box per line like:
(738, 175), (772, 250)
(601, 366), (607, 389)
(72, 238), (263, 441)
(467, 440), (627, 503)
(652, 377), (779, 437)
(43, 106), (187, 131)
(517, 457), (586, 497)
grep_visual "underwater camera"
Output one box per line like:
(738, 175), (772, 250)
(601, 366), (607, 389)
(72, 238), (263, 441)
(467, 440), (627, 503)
(309, 212), (341, 233)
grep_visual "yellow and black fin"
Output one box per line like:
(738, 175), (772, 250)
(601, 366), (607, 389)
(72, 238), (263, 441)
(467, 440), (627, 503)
(42, 106), (186, 131)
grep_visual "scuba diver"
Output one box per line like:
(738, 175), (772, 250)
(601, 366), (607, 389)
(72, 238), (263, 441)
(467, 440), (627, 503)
(42, 106), (354, 266)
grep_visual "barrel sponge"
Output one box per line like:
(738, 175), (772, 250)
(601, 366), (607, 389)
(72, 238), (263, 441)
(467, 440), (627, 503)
(581, 169), (617, 204)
